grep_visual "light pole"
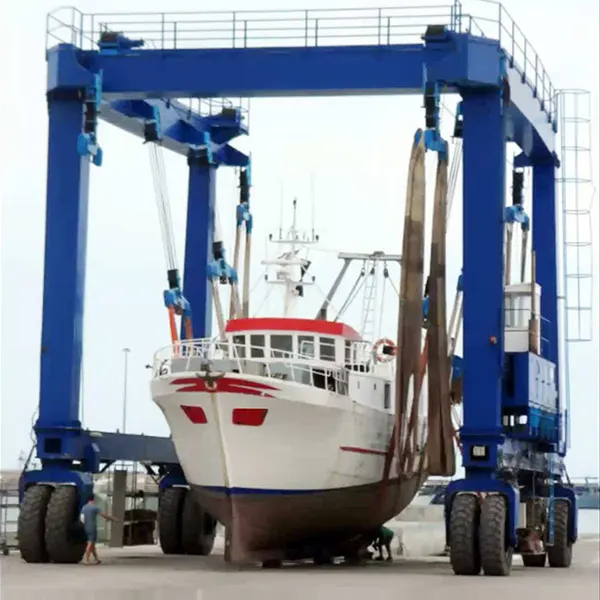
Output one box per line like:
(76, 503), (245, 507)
(121, 347), (131, 435)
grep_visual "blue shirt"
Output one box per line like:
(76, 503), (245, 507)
(81, 503), (101, 532)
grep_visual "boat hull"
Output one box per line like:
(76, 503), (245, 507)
(191, 476), (423, 562)
(152, 371), (427, 563)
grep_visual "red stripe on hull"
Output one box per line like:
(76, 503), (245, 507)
(171, 377), (278, 396)
(339, 446), (388, 457)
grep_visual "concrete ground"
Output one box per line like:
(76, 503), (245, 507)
(1, 537), (598, 600)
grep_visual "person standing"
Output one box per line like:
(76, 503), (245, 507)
(80, 494), (118, 565)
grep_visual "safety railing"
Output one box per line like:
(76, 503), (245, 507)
(152, 338), (390, 396)
(46, 2), (556, 124)
(455, 1), (557, 125)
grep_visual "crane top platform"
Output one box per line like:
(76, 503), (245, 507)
(46, 1), (557, 159)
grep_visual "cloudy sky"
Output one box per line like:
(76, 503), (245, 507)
(1, 0), (598, 478)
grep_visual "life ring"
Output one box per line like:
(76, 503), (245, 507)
(373, 338), (397, 363)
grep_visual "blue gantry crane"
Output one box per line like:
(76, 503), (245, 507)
(20, 2), (583, 572)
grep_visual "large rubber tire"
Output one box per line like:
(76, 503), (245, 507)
(479, 494), (513, 576)
(45, 486), (86, 564)
(158, 486), (186, 554)
(449, 494), (481, 575)
(181, 490), (217, 556)
(522, 552), (546, 567)
(547, 499), (573, 568)
(18, 484), (54, 563)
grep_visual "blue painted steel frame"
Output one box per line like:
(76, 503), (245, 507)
(70, 37), (551, 159)
(32, 41), (249, 497)
(37, 8), (571, 530)
(184, 159), (218, 339)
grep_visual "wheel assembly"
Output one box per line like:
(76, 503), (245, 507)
(181, 490), (217, 556)
(157, 486), (186, 554)
(449, 493), (481, 575)
(44, 486), (86, 564)
(18, 484), (54, 563)
(479, 494), (513, 576)
(547, 499), (573, 568)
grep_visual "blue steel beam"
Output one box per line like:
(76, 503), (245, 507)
(183, 158), (217, 339)
(36, 96), (90, 463)
(459, 89), (507, 479)
(48, 46), (248, 164)
(103, 98), (248, 161)
(90, 431), (178, 465)
(50, 31), (554, 158)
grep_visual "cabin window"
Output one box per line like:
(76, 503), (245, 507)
(320, 337), (336, 362)
(249, 334), (265, 358)
(384, 383), (391, 409)
(345, 340), (353, 364)
(271, 334), (293, 359)
(232, 335), (246, 358)
(298, 335), (315, 358)
(337, 370), (349, 395)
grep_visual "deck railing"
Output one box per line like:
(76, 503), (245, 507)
(152, 338), (389, 398)
(46, 1), (556, 123)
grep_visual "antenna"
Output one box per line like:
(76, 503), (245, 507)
(262, 198), (319, 317)
(279, 180), (284, 238)
(310, 173), (316, 240)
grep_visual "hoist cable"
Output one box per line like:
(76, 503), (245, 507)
(334, 263), (366, 321)
(446, 138), (463, 219)
(336, 275), (367, 321)
(149, 143), (178, 271)
(252, 284), (275, 318)
(242, 229), (252, 318)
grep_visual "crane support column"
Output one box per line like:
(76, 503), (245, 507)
(36, 96), (89, 458)
(184, 151), (217, 339)
(459, 90), (507, 480)
(532, 162), (559, 366)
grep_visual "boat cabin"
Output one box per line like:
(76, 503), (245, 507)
(222, 317), (391, 406)
(224, 317), (367, 366)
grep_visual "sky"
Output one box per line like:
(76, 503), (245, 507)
(1, 0), (598, 477)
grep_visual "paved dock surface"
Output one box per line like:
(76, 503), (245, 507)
(2, 538), (598, 600)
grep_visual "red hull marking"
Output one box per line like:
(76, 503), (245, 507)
(171, 377), (277, 397)
(339, 446), (387, 457)
(232, 408), (269, 427)
(181, 405), (208, 424)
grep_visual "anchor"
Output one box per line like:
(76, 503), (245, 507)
(195, 361), (225, 392)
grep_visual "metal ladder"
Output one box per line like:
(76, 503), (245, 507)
(360, 259), (379, 342)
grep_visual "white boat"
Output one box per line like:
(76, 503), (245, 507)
(150, 202), (428, 564)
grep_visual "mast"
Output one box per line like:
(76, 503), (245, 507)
(261, 199), (319, 317)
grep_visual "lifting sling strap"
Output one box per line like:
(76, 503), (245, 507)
(382, 129), (458, 497)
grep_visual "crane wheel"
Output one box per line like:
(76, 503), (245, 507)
(181, 490), (217, 556)
(45, 486), (86, 564)
(449, 493), (481, 575)
(18, 484), (54, 563)
(547, 499), (573, 568)
(158, 486), (186, 554)
(522, 553), (547, 567)
(479, 494), (513, 576)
